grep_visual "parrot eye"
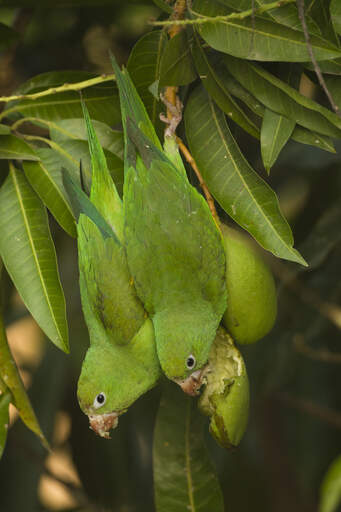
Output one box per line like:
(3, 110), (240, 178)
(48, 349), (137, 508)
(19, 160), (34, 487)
(186, 355), (196, 370)
(93, 392), (106, 409)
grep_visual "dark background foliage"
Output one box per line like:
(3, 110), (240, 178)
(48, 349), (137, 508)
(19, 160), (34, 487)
(0, 1), (341, 511)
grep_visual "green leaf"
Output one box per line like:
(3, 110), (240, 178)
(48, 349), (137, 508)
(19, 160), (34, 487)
(261, 108), (295, 172)
(0, 165), (69, 352)
(0, 22), (17, 51)
(0, 380), (11, 459)
(0, 124), (10, 135)
(48, 118), (124, 158)
(153, 383), (224, 512)
(127, 30), (167, 140)
(219, 0), (321, 35)
(223, 55), (341, 137)
(0, 135), (39, 160)
(152, 0), (172, 13)
(306, 0), (340, 46)
(191, 37), (259, 139)
(23, 148), (77, 237)
(0, 263), (48, 448)
(324, 76), (341, 112)
(1, 71), (120, 126)
(159, 30), (197, 87)
(192, 0), (341, 62)
(291, 127), (335, 153)
(319, 454), (341, 512)
(331, 0), (341, 35)
(305, 58), (341, 75)
(185, 86), (306, 265)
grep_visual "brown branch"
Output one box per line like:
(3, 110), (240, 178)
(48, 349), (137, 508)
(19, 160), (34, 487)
(297, 0), (341, 117)
(161, 0), (220, 227)
(176, 137), (220, 226)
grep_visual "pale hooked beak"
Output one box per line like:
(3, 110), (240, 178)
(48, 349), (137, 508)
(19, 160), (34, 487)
(88, 412), (119, 439)
(175, 368), (206, 396)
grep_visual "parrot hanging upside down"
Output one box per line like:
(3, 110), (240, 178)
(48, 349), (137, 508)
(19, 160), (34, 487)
(64, 103), (161, 438)
(111, 55), (227, 395)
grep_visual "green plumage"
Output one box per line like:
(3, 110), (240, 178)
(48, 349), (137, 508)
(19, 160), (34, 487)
(65, 103), (160, 424)
(111, 56), (227, 382)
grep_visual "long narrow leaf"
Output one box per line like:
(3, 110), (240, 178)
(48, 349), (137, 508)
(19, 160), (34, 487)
(0, 165), (69, 352)
(185, 86), (306, 265)
(153, 383), (224, 512)
(261, 108), (295, 172)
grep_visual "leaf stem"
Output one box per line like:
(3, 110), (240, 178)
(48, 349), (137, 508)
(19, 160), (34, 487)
(150, 0), (296, 27)
(0, 74), (114, 104)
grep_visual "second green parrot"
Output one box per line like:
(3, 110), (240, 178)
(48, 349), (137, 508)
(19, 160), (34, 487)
(111, 56), (227, 394)
(64, 103), (161, 437)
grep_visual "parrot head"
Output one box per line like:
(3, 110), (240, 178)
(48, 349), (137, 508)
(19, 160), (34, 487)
(77, 331), (160, 438)
(153, 303), (219, 396)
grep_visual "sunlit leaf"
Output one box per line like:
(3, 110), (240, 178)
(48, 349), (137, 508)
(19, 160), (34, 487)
(0, 125), (10, 135)
(154, 383), (224, 512)
(23, 148), (77, 237)
(261, 108), (295, 173)
(0, 135), (39, 160)
(192, 0), (341, 62)
(319, 454), (341, 512)
(0, 165), (69, 352)
(185, 86), (306, 265)
(159, 30), (197, 87)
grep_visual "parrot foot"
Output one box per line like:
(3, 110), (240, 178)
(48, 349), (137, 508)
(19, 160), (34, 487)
(160, 93), (183, 138)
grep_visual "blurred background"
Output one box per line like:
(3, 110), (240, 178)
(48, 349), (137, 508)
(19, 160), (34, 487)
(0, 1), (341, 511)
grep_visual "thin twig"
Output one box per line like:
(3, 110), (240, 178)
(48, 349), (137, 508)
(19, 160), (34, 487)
(293, 333), (341, 363)
(297, 0), (341, 117)
(150, 0), (296, 26)
(161, 0), (220, 226)
(270, 259), (341, 330)
(277, 392), (341, 430)
(176, 137), (220, 226)
(0, 74), (114, 104)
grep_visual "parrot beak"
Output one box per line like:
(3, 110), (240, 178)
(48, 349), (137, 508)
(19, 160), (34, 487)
(175, 368), (206, 396)
(88, 412), (119, 439)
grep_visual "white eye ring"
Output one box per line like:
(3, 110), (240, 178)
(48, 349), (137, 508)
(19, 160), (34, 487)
(186, 355), (196, 370)
(93, 392), (106, 409)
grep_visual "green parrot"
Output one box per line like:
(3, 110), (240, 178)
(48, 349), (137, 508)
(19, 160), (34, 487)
(111, 55), (227, 394)
(64, 103), (161, 438)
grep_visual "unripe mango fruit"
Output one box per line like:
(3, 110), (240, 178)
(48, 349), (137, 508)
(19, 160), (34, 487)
(199, 328), (249, 448)
(221, 224), (277, 344)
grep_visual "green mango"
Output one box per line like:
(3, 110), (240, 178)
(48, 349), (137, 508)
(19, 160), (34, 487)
(222, 225), (277, 344)
(198, 328), (249, 448)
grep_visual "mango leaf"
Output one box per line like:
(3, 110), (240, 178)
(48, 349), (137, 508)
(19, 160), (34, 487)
(152, 0), (172, 13)
(0, 22), (17, 51)
(223, 55), (341, 138)
(305, 58), (341, 75)
(331, 0), (341, 35)
(0, 165), (69, 352)
(0, 379), (11, 459)
(185, 86), (306, 265)
(1, 70), (120, 126)
(23, 148), (77, 237)
(219, 0), (320, 34)
(306, 0), (340, 46)
(153, 382), (224, 512)
(319, 454), (341, 512)
(0, 261), (48, 448)
(48, 118), (124, 158)
(0, 135), (39, 160)
(127, 30), (167, 139)
(215, 68), (335, 152)
(0, 125), (10, 135)
(159, 30), (197, 87)
(191, 37), (259, 139)
(261, 108), (295, 173)
(192, 0), (341, 62)
(324, 76), (341, 111)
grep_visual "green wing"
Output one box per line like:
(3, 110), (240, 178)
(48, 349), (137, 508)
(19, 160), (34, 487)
(124, 120), (226, 317)
(78, 215), (145, 346)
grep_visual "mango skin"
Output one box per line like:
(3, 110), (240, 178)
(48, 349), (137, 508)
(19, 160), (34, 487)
(221, 225), (277, 345)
